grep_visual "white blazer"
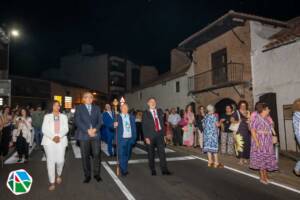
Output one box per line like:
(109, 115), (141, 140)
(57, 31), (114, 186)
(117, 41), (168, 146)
(41, 113), (69, 147)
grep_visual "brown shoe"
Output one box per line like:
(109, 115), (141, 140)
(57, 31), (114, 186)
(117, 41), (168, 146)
(214, 163), (224, 168)
(208, 162), (214, 167)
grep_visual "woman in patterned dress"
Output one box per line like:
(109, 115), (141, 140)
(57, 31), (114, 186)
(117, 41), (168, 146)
(250, 102), (278, 184)
(232, 100), (251, 165)
(203, 105), (223, 168)
(182, 105), (195, 147)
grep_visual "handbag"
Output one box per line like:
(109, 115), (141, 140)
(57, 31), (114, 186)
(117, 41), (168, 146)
(271, 128), (278, 144)
(229, 111), (241, 132)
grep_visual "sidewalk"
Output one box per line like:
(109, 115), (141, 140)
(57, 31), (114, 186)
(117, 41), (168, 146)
(168, 145), (300, 190)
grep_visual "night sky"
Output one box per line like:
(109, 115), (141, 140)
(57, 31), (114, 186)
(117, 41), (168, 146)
(1, 0), (299, 77)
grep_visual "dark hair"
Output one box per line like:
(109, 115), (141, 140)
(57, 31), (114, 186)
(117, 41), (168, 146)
(238, 100), (249, 110)
(225, 104), (233, 111)
(20, 108), (30, 117)
(147, 97), (156, 103)
(47, 100), (61, 113)
(185, 104), (193, 113)
(256, 102), (269, 114)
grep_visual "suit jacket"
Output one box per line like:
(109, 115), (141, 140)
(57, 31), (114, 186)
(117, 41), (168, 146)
(75, 104), (102, 141)
(41, 113), (69, 147)
(101, 111), (115, 142)
(117, 114), (137, 145)
(142, 108), (165, 140)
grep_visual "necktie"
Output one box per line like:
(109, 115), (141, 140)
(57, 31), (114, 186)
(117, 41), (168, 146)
(153, 110), (160, 132)
(87, 105), (92, 115)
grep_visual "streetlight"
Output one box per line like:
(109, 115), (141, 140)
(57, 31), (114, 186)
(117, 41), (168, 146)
(6, 28), (20, 106)
(10, 29), (19, 37)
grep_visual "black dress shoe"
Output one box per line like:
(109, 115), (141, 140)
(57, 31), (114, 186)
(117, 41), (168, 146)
(162, 170), (172, 176)
(121, 172), (129, 177)
(151, 170), (157, 176)
(94, 175), (102, 182)
(83, 176), (91, 183)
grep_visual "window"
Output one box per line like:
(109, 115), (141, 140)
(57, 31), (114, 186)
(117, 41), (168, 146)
(138, 91), (142, 100)
(0, 98), (3, 106)
(176, 81), (180, 93)
(65, 96), (72, 109)
(131, 68), (140, 87)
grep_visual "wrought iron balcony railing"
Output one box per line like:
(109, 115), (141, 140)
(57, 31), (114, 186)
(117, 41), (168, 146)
(188, 62), (244, 94)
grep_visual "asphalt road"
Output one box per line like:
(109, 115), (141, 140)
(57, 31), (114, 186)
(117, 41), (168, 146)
(0, 141), (299, 200)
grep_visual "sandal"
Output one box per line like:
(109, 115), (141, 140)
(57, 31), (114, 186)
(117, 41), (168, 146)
(208, 162), (214, 167)
(214, 163), (224, 168)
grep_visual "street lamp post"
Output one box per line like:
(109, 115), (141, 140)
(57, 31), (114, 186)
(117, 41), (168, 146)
(6, 29), (19, 106)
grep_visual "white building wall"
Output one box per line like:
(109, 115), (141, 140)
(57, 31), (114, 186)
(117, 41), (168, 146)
(250, 21), (300, 151)
(125, 64), (194, 110)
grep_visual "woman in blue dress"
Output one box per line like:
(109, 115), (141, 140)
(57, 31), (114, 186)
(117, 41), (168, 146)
(203, 104), (223, 168)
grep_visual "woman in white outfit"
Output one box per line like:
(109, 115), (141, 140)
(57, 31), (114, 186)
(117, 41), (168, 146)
(42, 100), (69, 191)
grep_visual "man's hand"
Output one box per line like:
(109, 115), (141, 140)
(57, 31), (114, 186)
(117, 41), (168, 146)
(53, 136), (60, 143)
(88, 128), (96, 137)
(145, 138), (151, 145)
(114, 122), (118, 128)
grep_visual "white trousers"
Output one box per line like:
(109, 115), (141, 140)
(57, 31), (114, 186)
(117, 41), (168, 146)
(44, 144), (66, 184)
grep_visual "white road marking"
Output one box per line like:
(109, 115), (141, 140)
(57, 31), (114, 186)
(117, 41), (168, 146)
(71, 141), (82, 159)
(100, 142), (110, 156)
(132, 147), (147, 155)
(41, 154), (46, 161)
(191, 155), (300, 194)
(102, 162), (135, 200)
(4, 143), (36, 164)
(165, 148), (175, 153)
(108, 156), (196, 165)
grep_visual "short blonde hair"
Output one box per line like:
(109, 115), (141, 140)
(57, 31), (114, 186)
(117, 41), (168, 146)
(293, 98), (300, 112)
(83, 92), (93, 98)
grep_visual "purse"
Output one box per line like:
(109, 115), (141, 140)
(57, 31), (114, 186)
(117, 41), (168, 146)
(229, 111), (241, 132)
(271, 128), (278, 144)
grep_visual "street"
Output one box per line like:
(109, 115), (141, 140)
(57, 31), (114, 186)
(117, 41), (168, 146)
(0, 141), (299, 200)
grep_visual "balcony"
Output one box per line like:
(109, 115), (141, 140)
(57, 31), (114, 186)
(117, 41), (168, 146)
(188, 62), (245, 94)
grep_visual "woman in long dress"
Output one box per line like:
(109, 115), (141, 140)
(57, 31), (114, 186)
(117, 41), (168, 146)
(250, 102), (278, 184)
(42, 100), (69, 191)
(182, 105), (195, 147)
(232, 100), (251, 165)
(203, 105), (223, 168)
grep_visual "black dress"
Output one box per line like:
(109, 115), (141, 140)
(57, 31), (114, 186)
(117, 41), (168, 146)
(232, 111), (251, 159)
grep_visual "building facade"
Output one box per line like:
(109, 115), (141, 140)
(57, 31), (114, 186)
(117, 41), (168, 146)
(125, 48), (194, 110)
(42, 44), (140, 101)
(178, 10), (300, 151)
(5, 76), (106, 109)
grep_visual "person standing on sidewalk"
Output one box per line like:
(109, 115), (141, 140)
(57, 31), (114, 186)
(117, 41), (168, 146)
(220, 105), (234, 155)
(203, 104), (223, 168)
(292, 99), (300, 176)
(42, 100), (69, 191)
(195, 106), (205, 150)
(182, 104), (195, 147)
(168, 108), (182, 146)
(32, 105), (45, 149)
(250, 103), (278, 184)
(142, 97), (172, 176)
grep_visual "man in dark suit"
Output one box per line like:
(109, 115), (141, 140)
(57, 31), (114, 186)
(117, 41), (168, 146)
(75, 92), (103, 183)
(142, 97), (172, 176)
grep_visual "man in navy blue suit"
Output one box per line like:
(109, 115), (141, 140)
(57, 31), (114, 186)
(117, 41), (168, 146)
(75, 92), (103, 183)
(102, 104), (115, 157)
(114, 103), (137, 177)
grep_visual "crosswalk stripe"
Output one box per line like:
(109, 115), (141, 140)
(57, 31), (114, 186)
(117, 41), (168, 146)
(107, 156), (196, 165)
(100, 142), (111, 156)
(4, 143), (36, 164)
(132, 147), (147, 155)
(71, 141), (82, 159)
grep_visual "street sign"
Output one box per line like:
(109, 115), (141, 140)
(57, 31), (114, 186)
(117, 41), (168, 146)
(0, 79), (11, 96)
